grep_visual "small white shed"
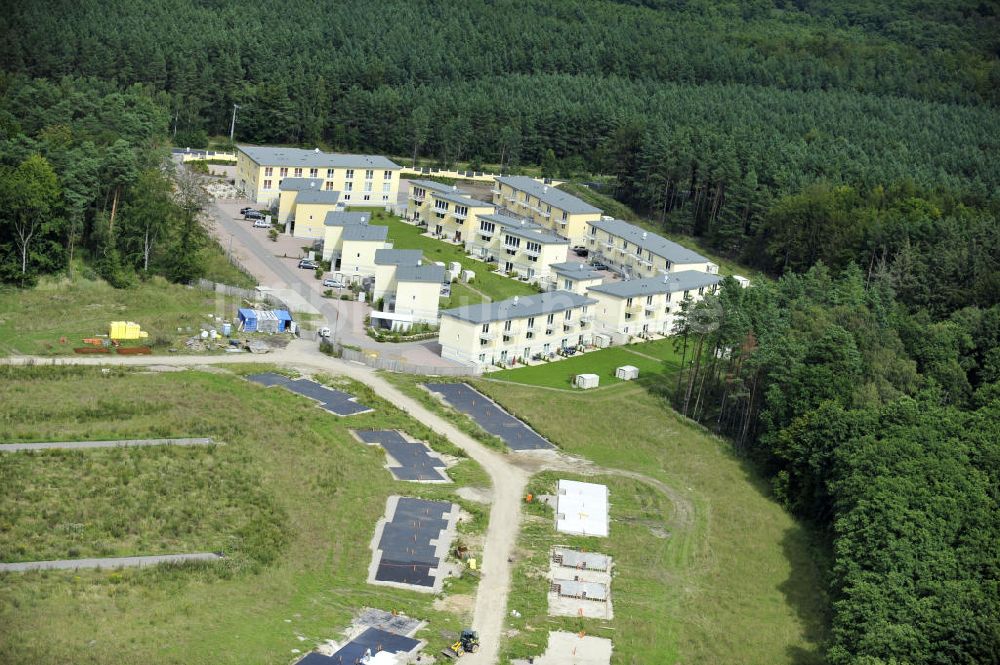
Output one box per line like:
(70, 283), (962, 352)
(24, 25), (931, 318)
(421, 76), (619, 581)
(574, 373), (600, 389)
(448, 261), (462, 274)
(461, 269), (476, 283)
(615, 365), (639, 381)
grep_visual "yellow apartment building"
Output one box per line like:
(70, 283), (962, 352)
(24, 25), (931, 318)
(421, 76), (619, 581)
(339, 224), (391, 280)
(276, 178), (323, 223)
(289, 189), (344, 239)
(491, 176), (602, 245)
(548, 262), (605, 294)
(392, 263), (444, 324)
(585, 219), (718, 278)
(587, 271), (721, 341)
(464, 213), (570, 284)
(372, 248), (425, 300)
(236, 145), (401, 208)
(407, 179), (495, 243)
(439, 290), (596, 368)
(321, 211), (371, 263)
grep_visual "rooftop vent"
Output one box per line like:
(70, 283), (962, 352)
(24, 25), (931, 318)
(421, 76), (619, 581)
(309, 181), (315, 187)
(314, 148), (320, 153)
(417, 259), (422, 266)
(543, 185), (548, 192)
(513, 296), (520, 306)
(642, 231), (648, 239)
(361, 215), (367, 224)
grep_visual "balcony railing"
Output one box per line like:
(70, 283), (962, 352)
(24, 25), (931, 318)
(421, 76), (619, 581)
(409, 194), (425, 203)
(453, 211), (467, 220)
(479, 330), (496, 340)
(580, 313), (594, 323)
(524, 247), (541, 257)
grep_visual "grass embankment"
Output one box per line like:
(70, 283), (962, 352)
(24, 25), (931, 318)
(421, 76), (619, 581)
(557, 182), (767, 281)
(0, 365), (489, 664)
(470, 381), (829, 665)
(490, 338), (683, 389)
(347, 208), (539, 305)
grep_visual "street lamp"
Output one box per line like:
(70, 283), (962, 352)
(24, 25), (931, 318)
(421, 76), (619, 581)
(229, 104), (241, 142)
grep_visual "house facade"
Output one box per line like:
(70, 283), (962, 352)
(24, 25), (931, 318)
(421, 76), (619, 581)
(548, 262), (605, 294)
(491, 176), (602, 245)
(587, 271), (721, 340)
(372, 248), (425, 300)
(290, 189), (344, 239)
(321, 212), (371, 263)
(439, 291), (596, 368)
(464, 213), (570, 284)
(392, 263), (444, 324)
(236, 145), (400, 207)
(276, 178), (323, 223)
(585, 219), (718, 278)
(407, 180), (495, 243)
(339, 224), (391, 279)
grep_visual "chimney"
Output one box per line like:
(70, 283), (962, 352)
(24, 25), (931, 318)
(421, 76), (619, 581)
(543, 185), (548, 192)
(314, 148), (319, 153)
(513, 296), (519, 306)
(642, 231), (647, 239)
(417, 259), (422, 266)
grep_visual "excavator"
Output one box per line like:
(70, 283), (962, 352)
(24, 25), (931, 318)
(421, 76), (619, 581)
(441, 629), (480, 658)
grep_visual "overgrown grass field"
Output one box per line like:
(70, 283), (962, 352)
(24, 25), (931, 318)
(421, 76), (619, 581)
(469, 381), (829, 665)
(0, 365), (489, 664)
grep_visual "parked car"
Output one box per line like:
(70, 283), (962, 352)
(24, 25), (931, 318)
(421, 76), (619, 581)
(239, 206), (255, 215)
(318, 327), (331, 338)
(590, 261), (609, 271)
(440, 284), (451, 297)
(298, 259), (319, 270)
(322, 277), (345, 288)
(244, 210), (264, 220)
(573, 246), (589, 257)
(252, 219), (270, 228)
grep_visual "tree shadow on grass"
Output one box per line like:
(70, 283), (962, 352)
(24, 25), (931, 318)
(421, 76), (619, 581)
(779, 524), (831, 665)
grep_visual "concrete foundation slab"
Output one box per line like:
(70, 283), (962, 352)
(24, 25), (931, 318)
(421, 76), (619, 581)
(511, 631), (613, 665)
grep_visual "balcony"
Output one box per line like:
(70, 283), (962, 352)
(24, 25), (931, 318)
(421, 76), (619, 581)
(524, 247), (541, 257)
(433, 206), (449, 215)
(479, 231), (493, 240)
(479, 330), (496, 341)
(580, 313), (594, 323)
(490, 188), (501, 195)
(409, 193), (425, 203)
(563, 320), (577, 330)
(453, 211), (467, 220)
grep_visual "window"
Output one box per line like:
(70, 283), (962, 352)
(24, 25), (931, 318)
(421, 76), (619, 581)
(504, 320), (512, 332)
(382, 194), (389, 201)
(561, 211), (568, 221)
(382, 182), (391, 194)
(525, 241), (541, 254)
(363, 194), (370, 201)
(326, 168), (335, 178)
(294, 168), (303, 177)
(480, 220), (495, 233)
(564, 279), (572, 290)
(383, 170), (392, 180)
(482, 323), (490, 333)
(455, 205), (468, 217)
(527, 317), (535, 329)
(279, 167), (288, 177)
(626, 298), (633, 307)
(665, 292), (672, 302)
(646, 295), (653, 305)
(546, 205), (552, 214)
(345, 182), (353, 192)
(343, 194), (351, 201)
(684, 290), (690, 298)
(263, 179), (272, 190)
(365, 169), (374, 180)
(503, 235), (520, 249)
(698, 286), (705, 295)
(564, 309), (571, 321)
(546, 313), (555, 325)
(479, 353), (486, 362)
(325, 182), (336, 191)
(364, 181), (373, 193)
(264, 167), (273, 177)
(309, 168), (318, 178)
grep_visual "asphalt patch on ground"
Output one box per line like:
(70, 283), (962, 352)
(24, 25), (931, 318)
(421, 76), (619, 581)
(247, 373), (372, 416)
(353, 430), (449, 482)
(372, 497), (455, 591)
(424, 382), (553, 451)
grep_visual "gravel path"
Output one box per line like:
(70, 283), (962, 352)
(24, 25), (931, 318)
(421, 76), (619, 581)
(0, 552), (223, 572)
(0, 438), (216, 452)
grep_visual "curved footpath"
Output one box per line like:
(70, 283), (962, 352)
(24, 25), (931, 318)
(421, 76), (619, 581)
(3, 343), (525, 665)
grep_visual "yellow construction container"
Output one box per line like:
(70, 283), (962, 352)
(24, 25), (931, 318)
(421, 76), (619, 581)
(109, 321), (149, 340)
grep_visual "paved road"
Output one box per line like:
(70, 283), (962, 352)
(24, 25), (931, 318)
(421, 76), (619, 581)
(1, 552), (223, 572)
(0, 437), (216, 452)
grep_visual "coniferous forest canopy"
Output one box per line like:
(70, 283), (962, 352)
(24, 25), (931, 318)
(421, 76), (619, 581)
(1, 2), (998, 664)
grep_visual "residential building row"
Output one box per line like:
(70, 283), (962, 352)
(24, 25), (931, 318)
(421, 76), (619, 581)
(236, 145), (401, 209)
(585, 218), (718, 278)
(491, 176), (602, 246)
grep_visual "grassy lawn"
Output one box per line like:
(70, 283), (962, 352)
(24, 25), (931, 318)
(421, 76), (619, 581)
(490, 339), (684, 389)
(468, 381), (829, 665)
(348, 208), (538, 304)
(0, 365), (489, 665)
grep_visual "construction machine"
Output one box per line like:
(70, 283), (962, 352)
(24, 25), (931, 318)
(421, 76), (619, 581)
(441, 629), (480, 658)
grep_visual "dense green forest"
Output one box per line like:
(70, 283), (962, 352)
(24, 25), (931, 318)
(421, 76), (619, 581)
(1, 1), (998, 663)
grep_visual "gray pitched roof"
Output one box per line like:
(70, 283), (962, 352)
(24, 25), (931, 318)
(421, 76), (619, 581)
(478, 213), (567, 244)
(342, 224), (389, 242)
(238, 145), (400, 169)
(374, 248), (424, 266)
(442, 290), (595, 325)
(550, 262), (604, 280)
(396, 263), (445, 283)
(279, 178), (323, 191)
(588, 219), (710, 265)
(324, 211), (370, 226)
(587, 271), (720, 298)
(407, 179), (458, 194)
(430, 190), (494, 208)
(496, 176), (601, 214)
(294, 189), (341, 205)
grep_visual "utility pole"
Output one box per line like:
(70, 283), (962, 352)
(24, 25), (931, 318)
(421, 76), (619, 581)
(229, 104), (241, 143)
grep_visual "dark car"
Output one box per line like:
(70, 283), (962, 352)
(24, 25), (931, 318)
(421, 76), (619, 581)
(239, 206), (254, 215)
(298, 259), (319, 270)
(244, 210), (264, 220)
(590, 261), (609, 271)
(573, 247), (589, 257)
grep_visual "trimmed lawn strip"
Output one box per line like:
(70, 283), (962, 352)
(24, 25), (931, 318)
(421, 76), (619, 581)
(0, 366), (488, 664)
(489, 345), (676, 389)
(472, 381), (829, 665)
